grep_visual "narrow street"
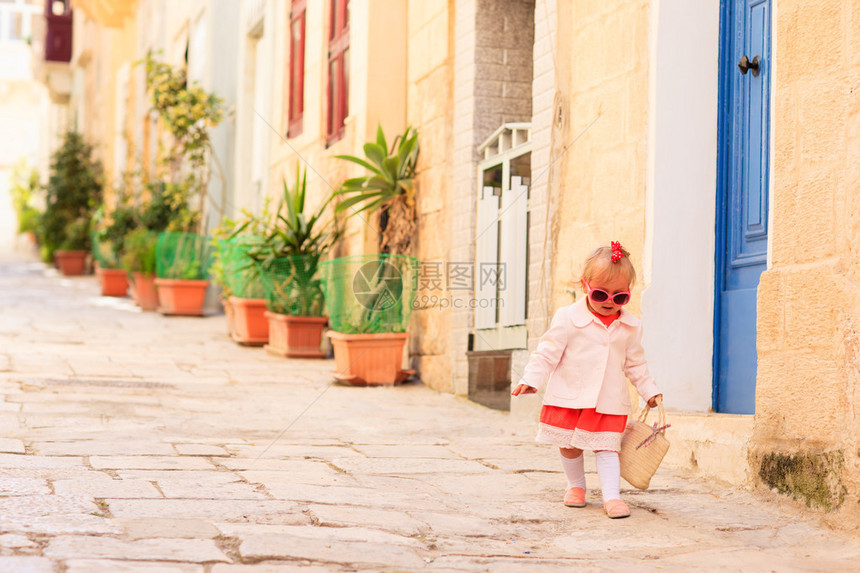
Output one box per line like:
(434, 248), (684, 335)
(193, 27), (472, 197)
(0, 257), (857, 572)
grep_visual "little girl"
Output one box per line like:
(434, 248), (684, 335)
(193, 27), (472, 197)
(512, 241), (662, 519)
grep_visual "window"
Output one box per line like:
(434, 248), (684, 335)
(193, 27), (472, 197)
(287, 0), (306, 137)
(51, 0), (68, 17)
(326, 0), (349, 144)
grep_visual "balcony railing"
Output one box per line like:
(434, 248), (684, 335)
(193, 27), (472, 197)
(44, 0), (71, 62)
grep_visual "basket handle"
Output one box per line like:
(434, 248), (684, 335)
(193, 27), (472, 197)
(637, 396), (667, 431)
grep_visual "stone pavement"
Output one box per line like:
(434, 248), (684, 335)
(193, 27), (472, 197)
(0, 258), (858, 572)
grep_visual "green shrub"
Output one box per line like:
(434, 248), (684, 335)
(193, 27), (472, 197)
(121, 228), (158, 274)
(40, 130), (103, 260)
(9, 162), (42, 235)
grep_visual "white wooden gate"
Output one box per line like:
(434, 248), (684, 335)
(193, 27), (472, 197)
(474, 123), (531, 334)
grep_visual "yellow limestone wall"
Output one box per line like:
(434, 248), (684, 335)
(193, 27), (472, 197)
(267, 0), (407, 258)
(70, 6), (137, 201)
(751, 0), (860, 525)
(551, 0), (650, 313)
(267, 0), (357, 249)
(407, 0), (453, 392)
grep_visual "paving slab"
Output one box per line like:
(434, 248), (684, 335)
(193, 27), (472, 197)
(0, 556), (54, 573)
(0, 514), (123, 536)
(0, 533), (37, 548)
(33, 441), (176, 456)
(226, 444), (361, 459)
(115, 470), (245, 482)
(0, 477), (52, 495)
(173, 444), (230, 456)
(0, 438), (25, 453)
(329, 456), (494, 475)
(0, 453), (84, 469)
(237, 535), (427, 569)
(352, 444), (461, 459)
(53, 476), (163, 498)
(237, 463), (360, 486)
(155, 478), (268, 500)
(259, 482), (438, 509)
(106, 499), (309, 525)
(90, 456), (216, 471)
(119, 518), (221, 540)
(45, 536), (229, 562)
(211, 564), (338, 573)
(308, 504), (426, 535)
(65, 561), (204, 573)
(214, 523), (424, 546)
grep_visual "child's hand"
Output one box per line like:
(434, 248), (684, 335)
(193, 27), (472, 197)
(647, 394), (663, 408)
(511, 384), (537, 396)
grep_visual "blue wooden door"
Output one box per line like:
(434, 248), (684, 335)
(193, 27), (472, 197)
(715, 0), (771, 414)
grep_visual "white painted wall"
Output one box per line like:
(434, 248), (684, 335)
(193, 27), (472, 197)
(0, 38), (49, 258)
(642, 0), (720, 412)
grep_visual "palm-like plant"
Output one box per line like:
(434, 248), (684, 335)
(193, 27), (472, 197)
(245, 169), (343, 316)
(334, 124), (419, 255)
(245, 170), (341, 265)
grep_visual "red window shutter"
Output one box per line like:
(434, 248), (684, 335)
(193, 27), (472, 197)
(287, 0), (306, 138)
(326, 0), (349, 144)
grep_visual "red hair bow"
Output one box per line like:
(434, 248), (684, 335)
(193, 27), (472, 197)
(610, 241), (624, 263)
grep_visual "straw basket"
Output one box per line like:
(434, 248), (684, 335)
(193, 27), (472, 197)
(620, 398), (670, 490)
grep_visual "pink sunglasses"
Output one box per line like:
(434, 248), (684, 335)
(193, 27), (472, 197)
(584, 280), (631, 306)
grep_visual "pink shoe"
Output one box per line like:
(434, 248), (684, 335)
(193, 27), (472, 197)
(563, 487), (586, 507)
(603, 498), (630, 519)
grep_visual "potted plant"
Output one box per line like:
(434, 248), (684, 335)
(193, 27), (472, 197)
(211, 211), (269, 346)
(121, 228), (159, 310)
(250, 169), (342, 358)
(92, 200), (137, 297)
(40, 129), (103, 275)
(155, 230), (211, 315)
(116, 176), (190, 311)
(140, 53), (224, 316)
(324, 125), (421, 384)
(210, 219), (239, 337)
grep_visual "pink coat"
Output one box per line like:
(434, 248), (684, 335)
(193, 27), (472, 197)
(519, 299), (660, 415)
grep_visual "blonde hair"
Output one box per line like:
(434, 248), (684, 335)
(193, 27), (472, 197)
(580, 245), (636, 287)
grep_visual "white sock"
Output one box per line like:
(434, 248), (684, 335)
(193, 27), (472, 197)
(595, 450), (621, 502)
(559, 452), (586, 490)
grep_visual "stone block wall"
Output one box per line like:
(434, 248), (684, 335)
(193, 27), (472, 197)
(551, 0), (650, 314)
(525, 0), (556, 346)
(409, 0), (454, 392)
(450, 0), (479, 396)
(474, 0), (535, 137)
(750, 0), (860, 525)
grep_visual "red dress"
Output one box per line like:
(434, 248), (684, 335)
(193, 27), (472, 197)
(535, 310), (628, 452)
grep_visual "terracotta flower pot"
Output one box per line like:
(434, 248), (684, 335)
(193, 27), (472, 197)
(265, 312), (327, 358)
(326, 331), (412, 385)
(229, 296), (269, 346)
(131, 272), (159, 311)
(97, 267), (129, 297)
(55, 250), (88, 276)
(154, 278), (208, 316)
